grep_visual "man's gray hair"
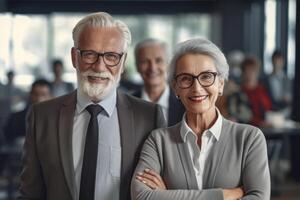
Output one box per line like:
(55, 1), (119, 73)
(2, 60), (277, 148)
(72, 12), (131, 51)
(168, 38), (229, 84)
(134, 38), (169, 64)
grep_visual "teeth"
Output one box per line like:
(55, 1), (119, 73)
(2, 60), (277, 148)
(190, 96), (207, 101)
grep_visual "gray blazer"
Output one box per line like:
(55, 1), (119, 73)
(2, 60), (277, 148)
(131, 117), (270, 200)
(19, 90), (166, 200)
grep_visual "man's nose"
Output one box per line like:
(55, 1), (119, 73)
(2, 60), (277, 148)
(148, 60), (157, 71)
(93, 55), (107, 71)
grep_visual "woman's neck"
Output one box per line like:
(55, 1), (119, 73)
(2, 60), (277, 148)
(186, 107), (217, 136)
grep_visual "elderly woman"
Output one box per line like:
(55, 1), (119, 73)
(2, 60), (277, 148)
(131, 38), (270, 200)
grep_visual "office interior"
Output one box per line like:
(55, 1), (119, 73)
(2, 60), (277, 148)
(0, 0), (300, 199)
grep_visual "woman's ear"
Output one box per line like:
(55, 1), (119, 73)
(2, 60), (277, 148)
(218, 78), (225, 95)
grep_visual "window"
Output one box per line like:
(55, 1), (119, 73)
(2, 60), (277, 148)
(287, 0), (296, 79)
(0, 14), (48, 90)
(0, 13), (212, 88)
(264, 0), (276, 75)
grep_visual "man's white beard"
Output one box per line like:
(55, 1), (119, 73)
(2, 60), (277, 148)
(77, 69), (121, 101)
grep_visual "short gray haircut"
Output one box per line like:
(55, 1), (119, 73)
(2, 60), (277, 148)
(72, 12), (132, 51)
(134, 38), (169, 64)
(168, 38), (229, 84)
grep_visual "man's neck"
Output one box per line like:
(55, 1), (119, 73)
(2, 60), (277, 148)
(144, 84), (166, 103)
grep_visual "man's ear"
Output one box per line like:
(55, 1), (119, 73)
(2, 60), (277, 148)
(71, 47), (77, 69)
(121, 53), (128, 73)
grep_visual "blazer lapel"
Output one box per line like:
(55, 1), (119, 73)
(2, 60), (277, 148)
(168, 91), (176, 126)
(203, 118), (230, 188)
(168, 89), (185, 126)
(58, 91), (77, 199)
(117, 91), (135, 199)
(175, 124), (198, 190)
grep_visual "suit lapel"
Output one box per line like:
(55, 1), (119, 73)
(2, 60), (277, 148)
(117, 91), (135, 199)
(168, 89), (185, 126)
(58, 91), (77, 199)
(175, 124), (198, 190)
(132, 90), (142, 98)
(203, 118), (230, 188)
(168, 91), (175, 125)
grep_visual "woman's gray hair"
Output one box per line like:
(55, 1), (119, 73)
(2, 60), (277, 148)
(72, 12), (131, 52)
(168, 38), (229, 85)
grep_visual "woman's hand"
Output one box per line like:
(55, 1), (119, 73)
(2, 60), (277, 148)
(222, 187), (244, 200)
(136, 169), (166, 190)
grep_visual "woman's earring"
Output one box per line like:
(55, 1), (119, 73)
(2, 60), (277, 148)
(218, 92), (223, 96)
(176, 95), (180, 99)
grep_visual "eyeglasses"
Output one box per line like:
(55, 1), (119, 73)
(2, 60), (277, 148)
(76, 49), (124, 67)
(174, 72), (218, 89)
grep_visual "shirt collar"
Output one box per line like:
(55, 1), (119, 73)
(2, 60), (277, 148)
(141, 86), (170, 109)
(180, 108), (223, 142)
(76, 88), (117, 117)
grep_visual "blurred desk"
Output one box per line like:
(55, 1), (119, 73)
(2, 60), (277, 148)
(263, 127), (300, 182)
(263, 127), (300, 138)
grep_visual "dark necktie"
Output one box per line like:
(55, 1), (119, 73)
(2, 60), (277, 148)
(79, 104), (103, 200)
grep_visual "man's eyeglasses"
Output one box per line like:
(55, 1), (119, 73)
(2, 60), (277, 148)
(174, 72), (219, 89)
(76, 49), (124, 67)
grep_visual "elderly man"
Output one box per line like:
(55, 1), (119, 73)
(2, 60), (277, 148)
(133, 38), (185, 126)
(19, 12), (166, 200)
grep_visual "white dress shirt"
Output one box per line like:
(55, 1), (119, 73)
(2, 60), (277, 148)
(141, 86), (170, 123)
(73, 89), (121, 200)
(180, 109), (222, 189)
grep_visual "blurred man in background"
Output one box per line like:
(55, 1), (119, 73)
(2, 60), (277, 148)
(267, 50), (292, 113)
(133, 38), (185, 126)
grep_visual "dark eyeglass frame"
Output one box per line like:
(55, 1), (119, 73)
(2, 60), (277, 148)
(174, 71), (219, 89)
(76, 48), (124, 67)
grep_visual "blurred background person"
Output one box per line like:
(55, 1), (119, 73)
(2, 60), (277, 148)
(227, 50), (245, 85)
(227, 55), (272, 127)
(133, 38), (185, 126)
(50, 59), (74, 97)
(0, 70), (26, 146)
(266, 50), (292, 114)
(0, 70), (25, 111)
(3, 79), (52, 143)
(0, 71), (25, 103)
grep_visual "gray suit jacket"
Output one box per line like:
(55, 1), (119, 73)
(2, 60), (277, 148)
(131, 118), (270, 200)
(19, 90), (166, 200)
